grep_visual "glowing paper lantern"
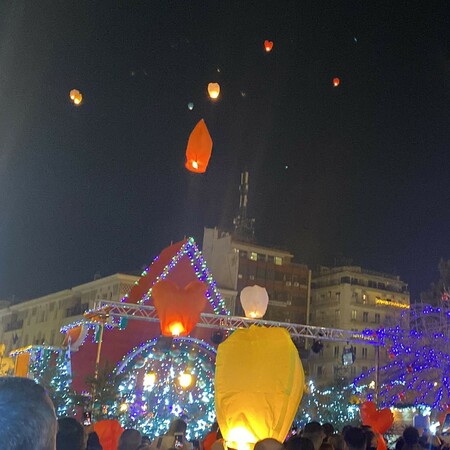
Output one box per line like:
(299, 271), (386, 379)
(188, 102), (194, 110)
(69, 89), (83, 106)
(178, 372), (194, 389)
(152, 280), (207, 337)
(215, 326), (304, 450)
(185, 119), (213, 174)
(264, 40), (274, 52)
(333, 77), (340, 87)
(208, 82), (220, 99)
(240, 285), (269, 319)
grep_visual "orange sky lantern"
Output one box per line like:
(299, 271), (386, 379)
(264, 40), (273, 52)
(207, 82), (220, 99)
(69, 89), (83, 106)
(152, 280), (207, 337)
(333, 77), (340, 87)
(185, 119), (213, 174)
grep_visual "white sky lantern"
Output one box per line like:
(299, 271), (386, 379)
(240, 285), (269, 319)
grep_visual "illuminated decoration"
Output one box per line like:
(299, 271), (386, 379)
(114, 336), (217, 440)
(185, 119), (213, 174)
(333, 77), (340, 87)
(207, 83), (220, 100)
(240, 285), (269, 319)
(375, 298), (410, 309)
(69, 89), (83, 106)
(296, 380), (359, 428)
(188, 102), (194, 110)
(120, 237), (229, 316)
(63, 324), (89, 351)
(264, 40), (273, 52)
(10, 345), (75, 416)
(360, 401), (394, 433)
(0, 343), (14, 375)
(355, 304), (450, 410)
(215, 327), (304, 450)
(152, 280), (207, 337)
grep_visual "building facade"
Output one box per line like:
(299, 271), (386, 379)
(202, 227), (311, 323)
(0, 273), (139, 354)
(309, 265), (410, 385)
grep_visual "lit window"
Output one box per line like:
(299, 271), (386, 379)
(275, 257), (282, 266)
(351, 310), (357, 320)
(250, 252), (257, 261)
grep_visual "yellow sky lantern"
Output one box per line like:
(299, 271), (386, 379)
(215, 326), (304, 450)
(69, 89), (83, 106)
(208, 82), (220, 99)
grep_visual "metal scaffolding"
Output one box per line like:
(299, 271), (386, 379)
(89, 300), (379, 345)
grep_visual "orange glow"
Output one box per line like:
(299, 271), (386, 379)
(264, 40), (273, 52)
(185, 119), (213, 174)
(208, 82), (220, 99)
(168, 322), (185, 337)
(333, 77), (340, 87)
(178, 372), (194, 389)
(69, 89), (83, 106)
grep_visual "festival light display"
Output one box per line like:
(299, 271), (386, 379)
(354, 304), (450, 410)
(113, 336), (217, 440)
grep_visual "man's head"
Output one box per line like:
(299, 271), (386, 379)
(57, 417), (85, 450)
(344, 427), (367, 450)
(303, 422), (325, 450)
(254, 438), (284, 450)
(0, 377), (57, 450)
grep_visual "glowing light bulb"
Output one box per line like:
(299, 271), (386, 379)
(119, 402), (129, 412)
(178, 373), (193, 389)
(143, 372), (156, 389)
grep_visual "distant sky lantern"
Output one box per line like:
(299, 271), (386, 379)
(207, 82), (220, 99)
(215, 327), (304, 450)
(152, 280), (207, 337)
(264, 40), (274, 52)
(333, 77), (340, 87)
(188, 102), (194, 110)
(240, 285), (269, 319)
(185, 119), (213, 174)
(69, 89), (83, 106)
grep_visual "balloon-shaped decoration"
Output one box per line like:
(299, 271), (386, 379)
(333, 77), (340, 87)
(208, 82), (220, 100)
(185, 119), (213, 174)
(240, 285), (269, 319)
(360, 401), (394, 434)
(188, 102), (194, 110)
(63, 324), (89, 352)
(264, 40), (274, 52)
(152, 280), (207, 337)
(94, 420), (124, 450)
(69, 89), (83, 106)
(215, 326), (304, 450)
(377, 434), (387, 450)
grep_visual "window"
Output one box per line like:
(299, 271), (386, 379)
(351, 310), (357, 320)
(363, 312), (369, 323)
(250, 252), (257, 261)
(256, 267), (265, 279)
(249, 275), (255, 280)
(257, 253), (266, 262)
(274, 256), (282, 266)
(334, 346), (340, 358)
(328, 291), (332, 298)
(362, 347), (368, 359)
(341, 276), (350, 283)
(375, 313), (381, 324)
(335, 309), (340, 320)
(335, 292), (341, 302)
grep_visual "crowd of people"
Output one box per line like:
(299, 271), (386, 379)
(0, 377), (448, 450)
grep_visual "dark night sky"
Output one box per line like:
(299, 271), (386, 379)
(1, 1), (450, 301)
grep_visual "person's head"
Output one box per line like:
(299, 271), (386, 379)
(118, 429), (142, 450)
(57, 417), (85, 450)
(0, 377), (57, 450)
(403, 427), (420, 446)
(254, 438), (284, 450)
(320, 443), (334, 450)
(168, 419), (188, 436)
(362, 428), (376, 450)
(395, 437), (405, 450)
(344, 427), (367, 450)
(286, 436), (315, 450)
(323, 424), (335, 439)
(328, 434), (345, 450)
(303, 422), (325, 450)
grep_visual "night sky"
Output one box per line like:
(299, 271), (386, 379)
(1, 1), (450, 302)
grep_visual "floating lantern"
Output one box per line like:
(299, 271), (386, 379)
(264, 40), (274, 52)
(185, 119), (213, 174)
(208, 82), (220, 99)
(69, 89), (83, 106)
(215, 326), (304, 450)
(152, 280), (207, 337)
(240, 285), (269, 319)
(188, 102), (194, 110)
(333, 77), (340, 87)
(178, 372), (194, 389)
